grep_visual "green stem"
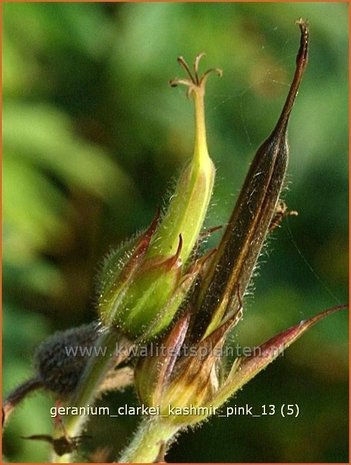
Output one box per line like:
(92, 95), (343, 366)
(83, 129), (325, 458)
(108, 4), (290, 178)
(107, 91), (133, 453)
(118, 418), (180, 463)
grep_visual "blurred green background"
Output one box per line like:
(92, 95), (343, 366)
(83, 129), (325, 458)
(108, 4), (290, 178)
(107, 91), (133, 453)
(2, 2), (348, 463)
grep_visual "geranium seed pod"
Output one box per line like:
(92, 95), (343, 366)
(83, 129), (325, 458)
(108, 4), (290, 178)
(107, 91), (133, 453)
(34, 322), (100, 396)
(148, 53), (221, 262)
(194, 19), (309, 338)
(97, 55), (221, 340)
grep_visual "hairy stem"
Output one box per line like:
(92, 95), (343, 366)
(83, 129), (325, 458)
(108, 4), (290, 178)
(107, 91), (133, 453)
(3, 378), (43, 425)
(118, 418), (180, 463)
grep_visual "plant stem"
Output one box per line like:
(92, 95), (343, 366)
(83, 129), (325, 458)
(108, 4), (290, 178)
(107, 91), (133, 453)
(118, 418), (180, 463)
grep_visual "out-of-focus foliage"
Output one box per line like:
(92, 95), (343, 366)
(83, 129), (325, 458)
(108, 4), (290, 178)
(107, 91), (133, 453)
(3, 3), (348, 463)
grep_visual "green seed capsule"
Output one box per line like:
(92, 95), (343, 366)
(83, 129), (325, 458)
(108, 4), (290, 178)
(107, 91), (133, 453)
(148, 54), (221, 262)
(97, 55), (221, 340)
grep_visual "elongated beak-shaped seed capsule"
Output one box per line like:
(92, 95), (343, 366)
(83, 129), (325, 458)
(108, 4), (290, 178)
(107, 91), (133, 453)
(148, 54), (221, 262)
(194, 20), (309, 338)
(97, 55), (221, 339)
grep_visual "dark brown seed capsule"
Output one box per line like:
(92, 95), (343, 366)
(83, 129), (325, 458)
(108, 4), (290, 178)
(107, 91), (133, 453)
(34, 322), (100, 396)
(193, 20), (309, 338)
